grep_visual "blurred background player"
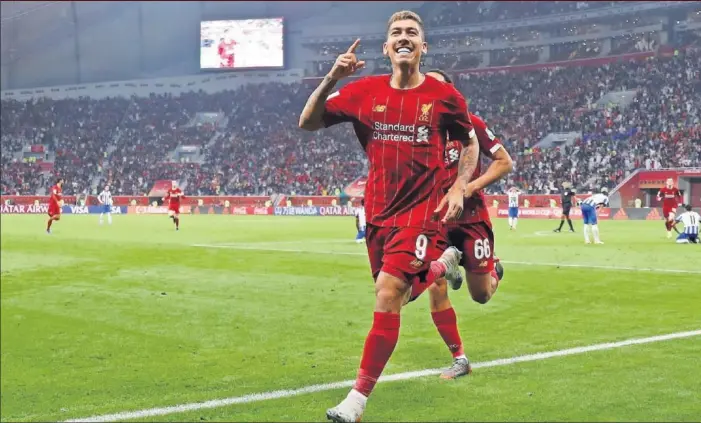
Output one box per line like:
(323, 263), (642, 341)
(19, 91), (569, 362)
(554, 182), (576, 233)
(354, 199), (366, 244)
(580, 187), (609, 245)
(163, 181), (185, 231)
(507, 186), (521, 230)
(97, 185), (113, 226)
(46, 178), (64, 234)
(657, 178), (683, 239)
(673, 205), (700, 244)
(218, 29), (237, 68)
(420, 68), (513, 380)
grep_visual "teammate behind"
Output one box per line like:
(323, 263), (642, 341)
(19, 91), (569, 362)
(657, 178), (683, 239)
(554, 183), (576, 233)
(674, 205), (700, 244)
(355, 200), (366, 244)
(420, 69), (513, 379)
(163, 181), (185, 231)
(507, 187), (521, 230)
(580, 187), (609, 244)
(46, 178), (64, 234)
(97, 185), (113, 225)
(299, 11), (479, 422)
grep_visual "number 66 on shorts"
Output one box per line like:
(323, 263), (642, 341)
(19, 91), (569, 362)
(446, 221), (495, 274)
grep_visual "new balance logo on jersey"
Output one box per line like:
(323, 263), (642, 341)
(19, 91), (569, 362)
(410, 259), (424, 269)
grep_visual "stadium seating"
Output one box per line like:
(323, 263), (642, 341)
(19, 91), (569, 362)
(2, 51), (699, 197)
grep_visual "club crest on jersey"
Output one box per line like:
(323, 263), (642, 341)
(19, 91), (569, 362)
(373, 104), (386, 113)
(410, 259), (424, 269)
(419, 103), (433, 122)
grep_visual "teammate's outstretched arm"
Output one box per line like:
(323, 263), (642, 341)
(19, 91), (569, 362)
(469, 148), (514, 192)
(299, 39), (365, 131)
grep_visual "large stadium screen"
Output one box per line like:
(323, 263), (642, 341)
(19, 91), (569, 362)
(200, 18), (284, 70)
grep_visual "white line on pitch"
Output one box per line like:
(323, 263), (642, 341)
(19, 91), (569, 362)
(191, 244), (701, 274)
(65, 329), (701, 422)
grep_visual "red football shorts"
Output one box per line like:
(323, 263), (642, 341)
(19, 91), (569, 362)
(663, 207), (676, 220)
(365, 224), (448, 290)
(445, 221), (495, 274)
(168, 205), (181, 215)
(48, 203), (61, 217)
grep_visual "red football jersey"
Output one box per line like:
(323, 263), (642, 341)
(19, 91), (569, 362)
(218, 40), (237, 68)
(323, 75), (475, 230)
(657, 186), (682, 209)
(165, 188), (184, 207)
(442, 113), (502, 224)
(49, 184), (63, 205)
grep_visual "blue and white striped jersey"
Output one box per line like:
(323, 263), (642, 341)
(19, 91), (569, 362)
(508, 191), (520, 208)
(581, 193), (609, 208)
(98, 190), (113, 206)
(676, 211), (700, 235)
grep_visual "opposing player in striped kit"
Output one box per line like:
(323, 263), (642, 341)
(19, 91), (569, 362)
(97, 185), (113, 225)
(674, 205), (700, 244)
(580, 188), (609, 245)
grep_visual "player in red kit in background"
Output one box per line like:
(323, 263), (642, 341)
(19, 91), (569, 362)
(163, 181), (185, 231)
(218, 29), (237, 68)
(418, 70), (513, 378)
(299, 11), (480, 423)
(46, 177), (64, 234)
(657, 178), (683, 239)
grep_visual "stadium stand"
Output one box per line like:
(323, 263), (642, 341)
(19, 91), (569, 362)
(2, 3), (700, 198)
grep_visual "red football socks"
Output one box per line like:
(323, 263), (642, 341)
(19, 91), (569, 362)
(47, 219), (53, 231)
(426, 261), (448, 284)
(431, 308), (464, 358)
(665, 221), (672, 231)
(353, 312), (400, 397)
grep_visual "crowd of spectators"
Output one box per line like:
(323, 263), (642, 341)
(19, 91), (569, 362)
(2, 48), (699, 198)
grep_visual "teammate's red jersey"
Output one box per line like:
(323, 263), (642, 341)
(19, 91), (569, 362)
(164, 188), (184, 207)
(442, 113), (502, 224)
(323, 75), (475, 230)
(218, 40), (237, 68)
(49, 184), (63, 206)
(657, 187), (682, 210)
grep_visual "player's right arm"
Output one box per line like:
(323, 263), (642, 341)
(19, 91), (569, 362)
(656, 189), (663, 201)
(299, 39), (365, 131)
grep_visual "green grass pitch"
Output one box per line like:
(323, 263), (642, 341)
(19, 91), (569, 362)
(1, 214), (700, 422)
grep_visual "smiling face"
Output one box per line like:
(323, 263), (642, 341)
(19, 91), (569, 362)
(383, 11), (427, 69)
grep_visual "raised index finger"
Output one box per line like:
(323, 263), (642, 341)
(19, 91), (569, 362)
(347, 39), (361, 54)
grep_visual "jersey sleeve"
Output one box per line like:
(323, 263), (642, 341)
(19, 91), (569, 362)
(471, 114), (502, 157)
(443, 86), (475, 146)
(322, 80), (364, 128)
